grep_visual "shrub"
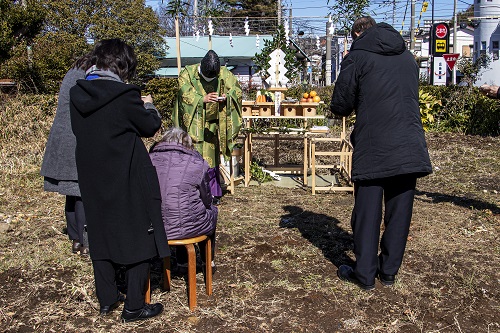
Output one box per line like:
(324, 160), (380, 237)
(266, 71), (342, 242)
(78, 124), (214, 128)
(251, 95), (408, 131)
(419, 90), (440, 131)
(143, 78), (178, 128)
(420, 85), (500, 135)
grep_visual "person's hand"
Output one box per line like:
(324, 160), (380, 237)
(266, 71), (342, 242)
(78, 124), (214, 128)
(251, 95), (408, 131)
(141, 94), (153, 104)
(203, 92), (220, 103)
(218, 94), (227, 102)
(479, 84), (499, 99)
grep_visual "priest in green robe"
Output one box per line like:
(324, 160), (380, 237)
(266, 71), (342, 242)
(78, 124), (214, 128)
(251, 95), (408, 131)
(172, 50), (243, 198)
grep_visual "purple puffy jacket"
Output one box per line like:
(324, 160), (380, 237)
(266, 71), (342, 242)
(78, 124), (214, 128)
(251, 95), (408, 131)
(149, 141), (217, 240)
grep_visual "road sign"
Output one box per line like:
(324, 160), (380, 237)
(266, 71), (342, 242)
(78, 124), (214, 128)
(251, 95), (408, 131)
(442, 53), (460, 70)
(435, 23), (448, 39)
(435, 40), (447, 53)
(433, 57), (447, 86)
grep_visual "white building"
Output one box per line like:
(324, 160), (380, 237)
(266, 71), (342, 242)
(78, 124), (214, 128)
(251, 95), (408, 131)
(474, 0), (500, 85)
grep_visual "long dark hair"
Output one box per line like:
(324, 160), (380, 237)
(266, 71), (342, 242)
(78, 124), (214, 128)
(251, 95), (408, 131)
(90, 39), (137, 81)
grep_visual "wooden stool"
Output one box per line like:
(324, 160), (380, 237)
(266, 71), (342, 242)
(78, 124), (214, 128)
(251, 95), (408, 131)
(145, 235), (213, 310)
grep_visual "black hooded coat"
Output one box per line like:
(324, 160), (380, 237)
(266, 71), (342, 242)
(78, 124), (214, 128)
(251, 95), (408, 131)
(70, 79), (170, 264)
(330, 23), (432, 181)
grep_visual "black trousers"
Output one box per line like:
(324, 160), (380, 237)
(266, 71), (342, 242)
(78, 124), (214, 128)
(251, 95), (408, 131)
(92, 259), (150, 311)
(351, 174), (417, 286)
(65, 196), (86, 243)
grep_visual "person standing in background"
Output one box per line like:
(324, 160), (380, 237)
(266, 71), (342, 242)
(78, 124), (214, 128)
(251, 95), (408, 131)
(330, 16), (432, 290)
(41, 53), (91, 256)
(172, 50), (243, 202)
(70, 39), (169, 322)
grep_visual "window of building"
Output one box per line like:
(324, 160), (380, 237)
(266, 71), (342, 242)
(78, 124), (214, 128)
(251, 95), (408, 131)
(481, 41), (487, 50)
(493, 41), (499, 49)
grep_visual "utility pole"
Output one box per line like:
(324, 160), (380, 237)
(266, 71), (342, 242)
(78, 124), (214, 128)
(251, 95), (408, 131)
(429, 0), (435, 85)
(193, 0), (198, 34)
(410, 0), (416, 52)
(326, 22), (332, 86)
(289, 8), (293, 34)
(452, 0), (458, 84)
(277, 0), (281, 25)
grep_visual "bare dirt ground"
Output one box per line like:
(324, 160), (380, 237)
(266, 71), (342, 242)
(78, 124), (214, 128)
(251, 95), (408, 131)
(0, 100), (499, 333)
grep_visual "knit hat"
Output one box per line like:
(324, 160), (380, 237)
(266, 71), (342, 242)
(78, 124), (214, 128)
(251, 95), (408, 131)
(200, 50), (220, 79)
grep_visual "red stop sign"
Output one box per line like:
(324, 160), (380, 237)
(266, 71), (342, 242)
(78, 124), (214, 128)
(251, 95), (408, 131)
(435, 24), (448, 38)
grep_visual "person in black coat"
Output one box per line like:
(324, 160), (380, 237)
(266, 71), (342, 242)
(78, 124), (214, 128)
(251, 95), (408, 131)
(330, 17), (432, 290)
(70, 39), (170, 322)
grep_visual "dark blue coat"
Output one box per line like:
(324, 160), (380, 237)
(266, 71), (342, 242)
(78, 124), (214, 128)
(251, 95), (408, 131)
(330, 23), (432, 181)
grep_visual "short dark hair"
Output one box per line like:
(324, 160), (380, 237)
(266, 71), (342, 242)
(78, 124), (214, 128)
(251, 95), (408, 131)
(72, 52), (92, 71)
(90, 39), (137, 81)
(200, 50), (220, 79)
(351, 16), (376, 40)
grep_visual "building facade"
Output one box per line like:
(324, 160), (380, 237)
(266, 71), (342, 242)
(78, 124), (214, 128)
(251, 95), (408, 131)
(474, 0), (500, 85)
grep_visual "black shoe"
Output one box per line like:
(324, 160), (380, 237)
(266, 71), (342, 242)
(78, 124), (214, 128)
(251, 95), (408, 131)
(100, 294), (125, 316)
(337, 265), (375, 291)
(378, 272), (395, 286)
(121, 303), (163, 323)
(72, 240), (82, 254)
(80, 246), (89, 257)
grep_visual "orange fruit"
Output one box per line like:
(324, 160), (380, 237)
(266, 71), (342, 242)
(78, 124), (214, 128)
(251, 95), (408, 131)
(303, 92), (309, 99)
(309, 90), (317, 97)
(313, 95), (320, 102)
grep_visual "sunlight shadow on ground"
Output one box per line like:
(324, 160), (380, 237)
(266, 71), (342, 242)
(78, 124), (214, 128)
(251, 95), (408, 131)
(279, 205), (354, 268)
(415, 190), (499, 214)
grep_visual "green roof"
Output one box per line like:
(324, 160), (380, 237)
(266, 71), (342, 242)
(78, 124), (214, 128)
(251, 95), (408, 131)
(162, 35), (273, 61)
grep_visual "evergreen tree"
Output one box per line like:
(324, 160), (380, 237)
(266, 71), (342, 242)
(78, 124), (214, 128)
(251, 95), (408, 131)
(220, 0), (278, 35)
(2, 0), (166, 93)
(0, 0), (45, 67)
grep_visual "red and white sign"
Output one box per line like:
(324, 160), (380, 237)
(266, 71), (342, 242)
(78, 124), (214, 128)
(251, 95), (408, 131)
(443, 53), (460, 70)
(435, 24), (448, 39)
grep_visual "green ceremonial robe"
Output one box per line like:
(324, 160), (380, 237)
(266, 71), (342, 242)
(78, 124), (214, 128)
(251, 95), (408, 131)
(172, 65), (243, 168)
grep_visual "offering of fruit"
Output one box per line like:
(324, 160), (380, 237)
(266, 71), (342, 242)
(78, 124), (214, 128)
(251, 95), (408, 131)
(300, 98), (307, 102)
(303, 92), (309, 99)
(313, 95), (321, 102)
(307, 98), (313, 102)
(309, 91), (317, 97)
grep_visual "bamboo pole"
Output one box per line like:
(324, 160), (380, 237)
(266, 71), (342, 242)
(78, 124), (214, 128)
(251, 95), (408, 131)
(176, 16), (181, 76)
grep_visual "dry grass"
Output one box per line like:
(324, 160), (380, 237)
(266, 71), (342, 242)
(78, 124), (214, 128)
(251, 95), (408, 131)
(0, 94), (499, 332)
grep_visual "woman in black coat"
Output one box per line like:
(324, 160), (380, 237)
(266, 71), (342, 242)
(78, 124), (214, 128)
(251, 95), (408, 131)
(70, 39), (169, 322)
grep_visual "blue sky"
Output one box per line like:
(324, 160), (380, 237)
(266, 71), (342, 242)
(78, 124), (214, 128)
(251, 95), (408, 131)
(147, 0), (473, 37)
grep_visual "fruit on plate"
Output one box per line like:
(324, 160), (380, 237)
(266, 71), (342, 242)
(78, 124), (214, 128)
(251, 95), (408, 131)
(309, 90), (317, 97)
(313, 95), (320, 102)
(307, 98), (313, 102)
(300, 98), (307, 102)
(303, 92), (309, 99)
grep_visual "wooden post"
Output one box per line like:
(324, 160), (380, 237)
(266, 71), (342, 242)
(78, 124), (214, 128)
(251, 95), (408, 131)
(175, 16), (181, 76)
